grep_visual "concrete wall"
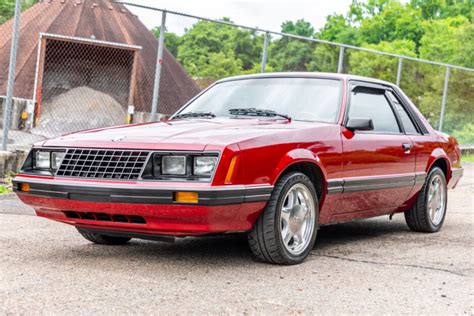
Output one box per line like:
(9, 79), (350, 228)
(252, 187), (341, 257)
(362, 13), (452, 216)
(0, 150), (28, 177)
(0, 96), (34, 131)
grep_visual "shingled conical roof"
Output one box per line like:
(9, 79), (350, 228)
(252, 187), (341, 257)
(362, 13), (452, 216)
(0, 0), (200, 115)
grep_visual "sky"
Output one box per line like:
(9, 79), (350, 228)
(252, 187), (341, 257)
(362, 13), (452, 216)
(124, 0), (354, 34)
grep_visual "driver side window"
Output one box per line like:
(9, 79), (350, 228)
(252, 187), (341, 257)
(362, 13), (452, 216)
(349, 87), (401, 134)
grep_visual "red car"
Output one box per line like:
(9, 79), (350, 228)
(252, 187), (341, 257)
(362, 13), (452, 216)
(13, 73), (463, 265)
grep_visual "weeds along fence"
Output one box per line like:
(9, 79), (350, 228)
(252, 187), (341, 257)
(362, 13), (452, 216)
(0, 0), (473, 153)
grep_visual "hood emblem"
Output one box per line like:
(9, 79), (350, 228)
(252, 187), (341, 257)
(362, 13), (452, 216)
(111, 135), (127, 142)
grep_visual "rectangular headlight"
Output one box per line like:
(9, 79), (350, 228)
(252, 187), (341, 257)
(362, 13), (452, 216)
(51, 152), (66, 170)
(162, 156), (186, 175)
(35, 151), (50, 169)
(193, 156), (218, 176)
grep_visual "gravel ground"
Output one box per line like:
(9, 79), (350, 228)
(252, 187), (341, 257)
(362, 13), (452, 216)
(0, 164), (472, 315)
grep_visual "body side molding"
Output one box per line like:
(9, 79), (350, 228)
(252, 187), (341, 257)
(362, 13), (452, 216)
(327, 172), (426, 194)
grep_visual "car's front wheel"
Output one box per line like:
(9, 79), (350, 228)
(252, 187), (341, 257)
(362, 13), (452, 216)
(77, 229), (131, 245)
(248, 172), (318, 265)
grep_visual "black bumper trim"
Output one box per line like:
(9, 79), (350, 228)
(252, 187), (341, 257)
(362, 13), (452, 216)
(77, 227), (176, 242)
(13, 180), (273, 206)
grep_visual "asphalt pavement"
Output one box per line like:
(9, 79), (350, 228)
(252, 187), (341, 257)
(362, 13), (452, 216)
(0, 164), (472, 314)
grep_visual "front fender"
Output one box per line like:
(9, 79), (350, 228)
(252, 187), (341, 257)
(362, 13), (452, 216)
(270, 148), (327, 185)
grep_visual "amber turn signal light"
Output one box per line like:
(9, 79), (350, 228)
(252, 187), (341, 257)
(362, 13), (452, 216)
(18, 183), (30, 192)
(174, 191), (198, 203)
(225, 156), (239, 184)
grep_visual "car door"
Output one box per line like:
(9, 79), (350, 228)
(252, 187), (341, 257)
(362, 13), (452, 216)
(338, 82), (416, 214)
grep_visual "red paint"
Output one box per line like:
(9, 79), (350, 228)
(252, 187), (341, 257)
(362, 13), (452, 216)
(15, 73), (463, 236)
(19, 194), (266, 235)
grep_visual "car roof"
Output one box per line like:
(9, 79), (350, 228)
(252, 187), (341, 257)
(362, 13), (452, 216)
(216, 72), (396, 88)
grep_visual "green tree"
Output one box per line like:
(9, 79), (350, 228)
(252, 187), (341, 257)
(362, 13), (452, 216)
(199, 52), (243, 79)
(359, 1), (424, 47)
(348, 39), (417, 82)
(317, 14), (361, 45)
(151, 27), (182, 57)
(232, 29), (263, 71)
(410, 0), (473, 21)
(419, 16), (472, 67)
(309, 14), (362, 72)
(0, 0), (35, 25)
(270, 19), (315, 71)
(348, 0), (391, 22)
(281, 19), (315, 37)
(176, 18), (261, 78)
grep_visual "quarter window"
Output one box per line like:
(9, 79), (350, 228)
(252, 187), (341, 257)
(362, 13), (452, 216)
(387, 91), (418, 134)
(349, 87), (400, 133)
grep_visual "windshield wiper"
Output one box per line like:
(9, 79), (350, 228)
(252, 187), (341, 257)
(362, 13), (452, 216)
(174, 112), (216, 119)
(229, 108), (291, 121)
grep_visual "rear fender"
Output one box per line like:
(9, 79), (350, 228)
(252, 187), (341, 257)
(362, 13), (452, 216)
(426, 147), (452, 181)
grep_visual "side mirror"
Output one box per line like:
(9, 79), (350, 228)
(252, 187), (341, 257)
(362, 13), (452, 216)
(346, 117), (374, 131)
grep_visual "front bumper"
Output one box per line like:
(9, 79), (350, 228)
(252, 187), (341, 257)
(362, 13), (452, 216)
(13, 175), (273, 236)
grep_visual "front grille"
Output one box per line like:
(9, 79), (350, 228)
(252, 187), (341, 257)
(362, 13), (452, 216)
(56, 149), (149, 180)
(64, 211), (147, 224)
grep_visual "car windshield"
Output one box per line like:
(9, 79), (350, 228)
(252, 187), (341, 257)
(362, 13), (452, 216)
(177, 77), (342, 123)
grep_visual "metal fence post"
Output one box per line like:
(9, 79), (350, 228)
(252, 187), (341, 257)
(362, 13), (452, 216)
(438, 67), (450, 131)
(261, 31), (269, 73)
(150, 10), (167, 122)
(2, 0), (22, 151)
(337, 46), (344, 73)
(396, 58), (403, 86)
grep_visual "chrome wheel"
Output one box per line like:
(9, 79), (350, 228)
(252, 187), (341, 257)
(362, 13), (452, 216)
(279, 183), (316, 256)
(427, 174), (446, 226)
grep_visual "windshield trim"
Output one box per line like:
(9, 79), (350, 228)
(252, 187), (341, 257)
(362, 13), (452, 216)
(172, 76), (344, 123)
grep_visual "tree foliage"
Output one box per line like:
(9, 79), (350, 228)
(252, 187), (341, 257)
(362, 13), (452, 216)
(0, 0), (35, 25)
(165, 18), (262, 79)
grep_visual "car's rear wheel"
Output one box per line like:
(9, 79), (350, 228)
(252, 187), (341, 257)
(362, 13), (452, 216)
(77, 229), (131, 245)
(405, 167), (447, 232)
(248, 172), (318, 265)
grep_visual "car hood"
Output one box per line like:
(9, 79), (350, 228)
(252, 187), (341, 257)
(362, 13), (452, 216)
(41, 118), (326, 150)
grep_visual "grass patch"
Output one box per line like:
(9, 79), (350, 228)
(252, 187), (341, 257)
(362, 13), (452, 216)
(0, 173), (14, 194)
(0, 185), (12, 194)
(462, 154), (474, 163)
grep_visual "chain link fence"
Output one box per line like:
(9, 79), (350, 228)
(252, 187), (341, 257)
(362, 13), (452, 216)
(1, 0), (473, 154)
(0, 0), (199, 152)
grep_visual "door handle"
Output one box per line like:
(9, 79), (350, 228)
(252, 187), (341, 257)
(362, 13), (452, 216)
(402, 143), (411, 152)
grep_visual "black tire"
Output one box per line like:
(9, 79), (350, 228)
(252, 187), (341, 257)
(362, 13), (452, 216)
(247, 172), (319, 265)
(77, 229), (131, 245)
(405, 167), (447, 233)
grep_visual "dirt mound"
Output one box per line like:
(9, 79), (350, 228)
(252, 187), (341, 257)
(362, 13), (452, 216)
(31, 86), (126, 138)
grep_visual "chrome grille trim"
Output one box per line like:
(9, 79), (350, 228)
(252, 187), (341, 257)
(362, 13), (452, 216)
(56, 148), (150, 180)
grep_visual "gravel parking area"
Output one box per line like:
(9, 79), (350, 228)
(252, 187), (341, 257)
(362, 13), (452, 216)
(0, 164), (472, 314)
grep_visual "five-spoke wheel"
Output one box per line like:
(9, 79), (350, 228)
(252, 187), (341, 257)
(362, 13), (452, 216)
(426, 174), (446, 226)
(280, 183), (316, 256)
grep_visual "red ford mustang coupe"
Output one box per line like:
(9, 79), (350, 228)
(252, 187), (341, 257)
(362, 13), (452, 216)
(14, 73), (463, 265)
